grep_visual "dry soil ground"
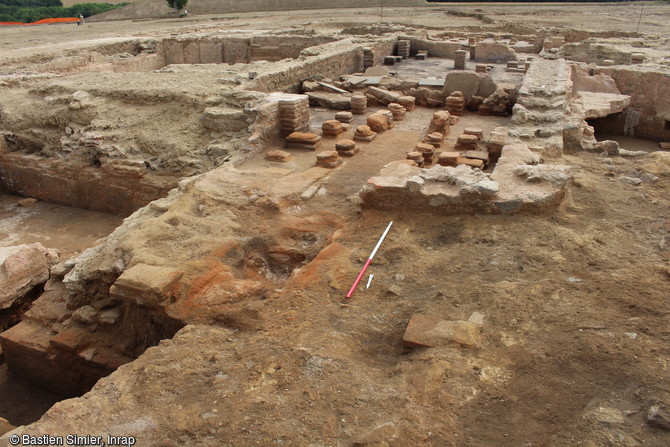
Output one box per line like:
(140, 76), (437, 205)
(234, 109), (670, 446)
(2, 2), (670, 58)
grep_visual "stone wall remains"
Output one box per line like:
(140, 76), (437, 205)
(0, 154), (178, 215)
(594, 67), (670, 141)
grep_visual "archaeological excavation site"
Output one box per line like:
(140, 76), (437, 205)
(0, 0), (669, 445)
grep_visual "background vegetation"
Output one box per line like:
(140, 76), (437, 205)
(426, 0), (647, 2)
(165, 0), (186, 11)
(0, 0), (128, 22)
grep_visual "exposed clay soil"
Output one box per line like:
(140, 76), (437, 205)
(240, 122), (670, 446)
(11, 111), (670, 446)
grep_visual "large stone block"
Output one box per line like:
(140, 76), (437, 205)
(367, 86), (401, 105)
(444, 72), (497, 101)
(475, 41), (518, 63)
(201, 107), (249, 132)
(403, 314), (482, 348)
(306, 92), (351, 110)
(109, 264), (183, 307)
(0, 243), (58, 310)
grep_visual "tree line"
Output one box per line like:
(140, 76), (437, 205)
(0, 0), (128, 22)
(426, 0), (651, 2)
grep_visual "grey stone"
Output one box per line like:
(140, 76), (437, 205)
(514, 165), (571, 186)
(584, 406), (626, 425)
(406, 175), (425, 193)
(403, 314), (482, 348)
(301, 185), (320, 200)
(367, 86), (401, 105)
(647, 406), (670, 431)
(71, 90), (90, 102)
(50, 260), (75, 278)
(618, 148), (648, 158)
(444, 71), (488, 100)
(477, 75), (498, 99)
(475, 41), (518, 63)
(418, 78), (445, 87)
(493, 198), (523, 213)
(306, 92), (351, 110)
(98, 307), (121, 325)
(201, 107), (249, 132)
(467, 311), (485, 327)
(618, 175), (642, 186)
(386, 284), (402, 297)
(640, 173), (659, 183)
(72, 305), (98, 324)
(473, 179), (500, 196)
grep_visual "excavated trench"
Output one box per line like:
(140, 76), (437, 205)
(0, 40), (523, 430)
(590, 115), (666, 153)
(0, 162), (189, 423)
(0, 190), (338, 429)
(0, 32), (521, 379)
(0, 196), (124, 429)
(51, 35), (340, 74)
(5, 27), (665, 433)
(589, 110), (670, 149)
(0, 34), (356, 216)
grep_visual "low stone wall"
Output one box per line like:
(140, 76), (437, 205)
(401, 37), (464, 59)
(0, 154), (177, 215)
(563, 41), (636, 66)
(250, 38), (395, 93)
(360, 143), (571, 215)
(162, 36), (338, 66)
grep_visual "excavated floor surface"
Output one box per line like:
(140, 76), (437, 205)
(8, 147), (670, 445)
(0, 194), (122, 260)
(0, 3), (669, 447)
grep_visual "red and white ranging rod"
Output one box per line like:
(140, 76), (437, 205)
(345, 221), (393, 299)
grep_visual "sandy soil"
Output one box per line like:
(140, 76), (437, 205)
(2, 2), (669, 59)
(250, 141), (670, 445)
